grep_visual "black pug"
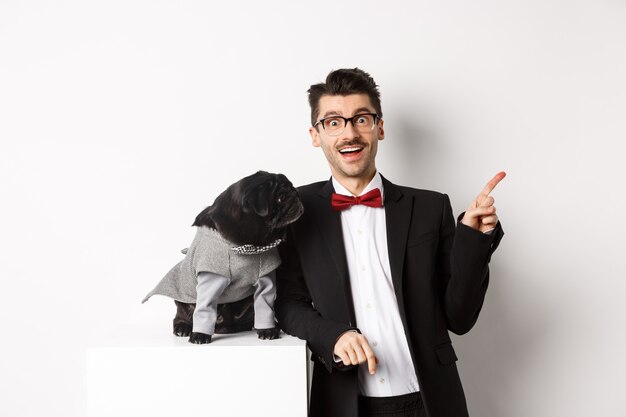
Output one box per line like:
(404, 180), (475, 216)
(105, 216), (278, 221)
(143, 171), (303, 344)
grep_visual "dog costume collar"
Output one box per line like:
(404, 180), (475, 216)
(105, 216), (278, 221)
(230, 238), (283, 255)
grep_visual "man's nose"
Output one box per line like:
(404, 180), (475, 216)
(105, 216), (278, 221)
(342, 119), (360, 139)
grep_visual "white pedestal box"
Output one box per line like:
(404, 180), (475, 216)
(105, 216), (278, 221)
(86, 313), (308, 417)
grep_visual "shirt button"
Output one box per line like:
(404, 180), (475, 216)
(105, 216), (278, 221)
(379, 378), (385, 384)
(372, 341), (378, 347)
(358, 229), (363, 235)
(361, 266), (366, 271)
(366, 303), (372, 309)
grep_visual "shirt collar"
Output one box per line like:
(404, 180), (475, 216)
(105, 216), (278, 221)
(331, 171), (384, 200)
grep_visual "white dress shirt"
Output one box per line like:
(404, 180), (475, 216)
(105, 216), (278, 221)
(332, 172), (420, 397)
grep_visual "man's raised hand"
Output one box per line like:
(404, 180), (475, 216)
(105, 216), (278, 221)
(461, 171), (506, 233)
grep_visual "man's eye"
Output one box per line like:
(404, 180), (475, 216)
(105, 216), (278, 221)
(326, 118), (341, 128)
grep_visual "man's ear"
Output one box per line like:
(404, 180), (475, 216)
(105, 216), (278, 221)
(377, 118), (385, 141)
(309, 126), (321, 147)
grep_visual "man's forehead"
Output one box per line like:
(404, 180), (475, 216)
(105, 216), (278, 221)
(318, 94), (374, 116)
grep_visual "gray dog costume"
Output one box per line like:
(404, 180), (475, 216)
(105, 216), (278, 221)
(142, 226), (281, 334)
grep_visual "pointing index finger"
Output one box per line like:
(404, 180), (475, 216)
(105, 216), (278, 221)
(477, 171), (506, 202)
(361, 341), (377, 375)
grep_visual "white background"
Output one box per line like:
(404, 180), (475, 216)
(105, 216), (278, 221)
(1, 1), (625, 416)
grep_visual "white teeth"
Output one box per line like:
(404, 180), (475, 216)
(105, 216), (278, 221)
(339, 147), (363, 153)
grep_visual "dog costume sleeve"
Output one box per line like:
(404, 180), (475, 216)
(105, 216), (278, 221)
(192, 271), (232, 334)
(253, 272), (277, 329)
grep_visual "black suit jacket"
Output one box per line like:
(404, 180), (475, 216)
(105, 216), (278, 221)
(275, 176), (503, 417)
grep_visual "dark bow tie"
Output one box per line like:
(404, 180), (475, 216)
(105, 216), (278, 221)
(331, 188), (383, 211)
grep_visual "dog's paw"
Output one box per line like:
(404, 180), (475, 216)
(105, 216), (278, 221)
(189, 332), (212, 344)
(257, 327), (280, 340)
(173, 323), (192, 337)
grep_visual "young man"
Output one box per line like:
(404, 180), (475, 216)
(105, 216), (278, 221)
(275, 68), (505, 417)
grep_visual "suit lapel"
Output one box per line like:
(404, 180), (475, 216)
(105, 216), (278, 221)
(314, 180), (356, 326)
(382, 176), (413, 310)
(381, 176), (421, 373)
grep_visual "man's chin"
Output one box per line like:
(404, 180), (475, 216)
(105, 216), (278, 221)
(334, 166), (375, 181)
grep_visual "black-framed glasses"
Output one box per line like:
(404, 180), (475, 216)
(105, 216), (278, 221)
(313, 113), (380, 136)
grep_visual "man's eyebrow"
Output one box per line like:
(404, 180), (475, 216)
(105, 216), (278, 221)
(352, 107), (374, 115)
(321, 110), (342, 119)
(321, 107), (374, 119)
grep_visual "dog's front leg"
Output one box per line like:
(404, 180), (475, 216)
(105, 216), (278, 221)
(190, 271), (232, 344)
(253, 272), (280, 340)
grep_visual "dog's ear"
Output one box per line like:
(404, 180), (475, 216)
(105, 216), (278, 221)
(244, 183), (270, 217)
(192, 205), (217, 227)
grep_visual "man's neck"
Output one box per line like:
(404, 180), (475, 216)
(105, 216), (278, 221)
(332, 170), (377, 196)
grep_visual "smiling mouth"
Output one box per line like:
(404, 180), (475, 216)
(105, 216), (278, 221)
(338, 146), (364, 156)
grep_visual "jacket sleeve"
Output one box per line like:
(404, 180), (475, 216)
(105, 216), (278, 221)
(275, 227), (354, 373)
(438, 194), (504, 335)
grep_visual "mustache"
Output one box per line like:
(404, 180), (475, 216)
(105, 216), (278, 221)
(335, 140), (366, 151)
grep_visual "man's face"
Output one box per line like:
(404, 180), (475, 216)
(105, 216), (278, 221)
(309, 94), (385, 184)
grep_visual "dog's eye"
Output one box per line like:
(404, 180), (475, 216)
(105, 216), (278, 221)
(277, 197), (283, 204)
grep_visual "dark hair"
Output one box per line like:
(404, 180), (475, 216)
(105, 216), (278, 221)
(307, 68), (382, 126)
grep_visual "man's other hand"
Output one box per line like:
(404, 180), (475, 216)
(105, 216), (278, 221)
(334, 331), (378, 375)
